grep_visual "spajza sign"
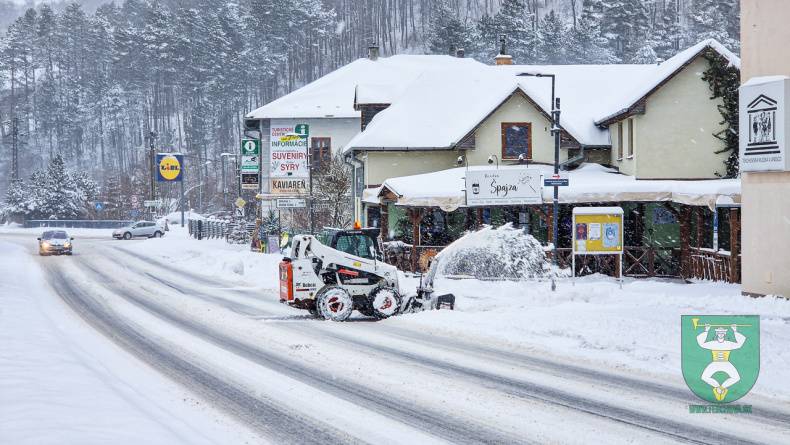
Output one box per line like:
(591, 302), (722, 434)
(740, 76), (789, 172)
(465, 168), (541, 206)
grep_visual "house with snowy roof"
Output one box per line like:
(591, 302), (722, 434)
(247, 40), (742, 282)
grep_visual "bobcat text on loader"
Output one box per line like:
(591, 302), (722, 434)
(279, 229), (454, 321)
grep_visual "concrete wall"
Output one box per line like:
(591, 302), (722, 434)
(610, 57), (729, 179)
(740, 0), (790, 298)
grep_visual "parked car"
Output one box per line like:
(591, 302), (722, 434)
(112, 221), (165, 240)
(38, 230), (73, 256)
(205, 210), (235, 220)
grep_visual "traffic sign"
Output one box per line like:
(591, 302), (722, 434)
(130, 209), (138, 216)
(144, 199), (162, 207)
(544, 172), (569, 187)
(235, 197), (246, 208)
(95, 202), (104, 211)
(130, 195), (139, 204)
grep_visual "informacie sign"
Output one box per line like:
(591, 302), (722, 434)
(156, 153), (183, 182)
(465, 168), (541, 206)
(740, 77), (788, 172)
(572, 207), (623, 254)
(270, 125), (309, 183)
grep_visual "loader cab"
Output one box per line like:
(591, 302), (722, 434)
(325, 228), (381, 260)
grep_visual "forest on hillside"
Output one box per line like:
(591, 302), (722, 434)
(0, 0), (739, 221)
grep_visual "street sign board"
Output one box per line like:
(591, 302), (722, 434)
(95, 202), (104, 211)
(241, 139), (259, 155)
(465, 168), (542, 206)
(544, 172), (569, 187)
(241, 155), (260, 171)
(270, 178), (309, 194)
(144, 199), (162, 207)
(276, 198), (307, 209)
(130, 195), (139, 204)
(235, 197), (246, 208)
(270, 124), (309, 189)
(241, 173), (259, 190)
(130, 209), (138, 216)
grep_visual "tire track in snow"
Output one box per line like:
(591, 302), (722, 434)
(41, 261), (360, 445)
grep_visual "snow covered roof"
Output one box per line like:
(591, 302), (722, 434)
(246, 55), (485, 119)
(594, 39), (741, 125)
(346, 39), (739, 152)
(246, 40), (739, 151)
(364, 163), (740, 211)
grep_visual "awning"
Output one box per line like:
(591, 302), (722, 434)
(362, 163), (740, 212)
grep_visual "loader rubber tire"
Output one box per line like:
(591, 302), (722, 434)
(368, 287), (402, 320)
(315, 286), (353, 321)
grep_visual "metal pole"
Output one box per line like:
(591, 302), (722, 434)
(180, 173), (185, 227)
(222, 155), (227, 208)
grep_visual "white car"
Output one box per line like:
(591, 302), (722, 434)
(112, 221), (165, 240)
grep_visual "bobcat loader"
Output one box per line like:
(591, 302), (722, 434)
(279, 231), (454, 321)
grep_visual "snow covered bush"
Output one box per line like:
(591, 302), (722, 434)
(436, 224), (566, 281)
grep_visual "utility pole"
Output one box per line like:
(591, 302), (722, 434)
(3, 116), (23, 184)
(148, 131), (157, 219)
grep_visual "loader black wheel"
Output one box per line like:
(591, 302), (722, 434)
(315, 286), (353, 321)
(368, 287), (402, 320)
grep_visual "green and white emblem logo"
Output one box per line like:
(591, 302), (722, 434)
(682, 315), (759, 403)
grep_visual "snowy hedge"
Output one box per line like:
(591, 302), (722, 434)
(436, 224), (566, 281)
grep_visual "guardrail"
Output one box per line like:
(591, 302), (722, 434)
(187, 219), (258, 242)
(24, 220), (134, 229)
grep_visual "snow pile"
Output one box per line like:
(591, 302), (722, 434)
(436, 224), (566, 280)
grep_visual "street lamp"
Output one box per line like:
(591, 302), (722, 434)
(220, 153), (238, 209)
(519, 72), (561, 291)
(198, 160), (212, 215)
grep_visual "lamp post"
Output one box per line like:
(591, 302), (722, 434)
(519, 72), (560, 291)
(198, 160), (212, 215)
(220, 153), (237, 209)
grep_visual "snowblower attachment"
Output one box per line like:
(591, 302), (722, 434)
(403, 256), (455, 313)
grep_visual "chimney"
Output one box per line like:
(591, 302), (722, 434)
(456, 48), (465, 58)
(368, 43), (379, 61)
(495, 34), (512, 66)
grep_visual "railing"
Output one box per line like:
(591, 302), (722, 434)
(24, 219), (133, 229)
(688, 247), (739, 283)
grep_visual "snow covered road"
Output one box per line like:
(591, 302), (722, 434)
(2, 228), (790, 444)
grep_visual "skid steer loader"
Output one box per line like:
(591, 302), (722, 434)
(279, 231), (454, 321)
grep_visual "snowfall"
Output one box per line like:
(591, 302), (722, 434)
(1, 221), (789, 444)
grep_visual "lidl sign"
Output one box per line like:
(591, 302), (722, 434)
(156, 154), (183, 182)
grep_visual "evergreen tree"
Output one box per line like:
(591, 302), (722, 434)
(477, 0), (537, 64)
(687, 0), (740, 53)
(535, 10), (568, 64)
(566, 0), (618, 64)
(427, 0), (475, 56)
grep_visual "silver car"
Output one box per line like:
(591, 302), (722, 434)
(112, 221), (165, 240)
(38, 230), (73, 256)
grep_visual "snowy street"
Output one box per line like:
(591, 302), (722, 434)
(2, 226), (790, 444)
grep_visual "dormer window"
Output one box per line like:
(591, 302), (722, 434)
(502, 122), (531, 160)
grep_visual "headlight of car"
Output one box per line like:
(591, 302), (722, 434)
(63, 242), (70, 248)
(42, 242), (50, 248)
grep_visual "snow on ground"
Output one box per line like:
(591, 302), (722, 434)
(2, 222), (790, 443)
(0, 226), (256, 444)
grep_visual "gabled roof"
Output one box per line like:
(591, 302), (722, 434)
(594, 39), (740, 126)
(246, 55), (484, 119)
(247, 40), (739, 150)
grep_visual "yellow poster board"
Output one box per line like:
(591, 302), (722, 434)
(572, 207), (623, 254)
